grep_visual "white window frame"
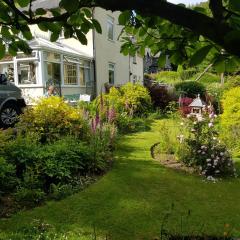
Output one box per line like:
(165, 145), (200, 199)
(63, 56), (80, 86)
(107, 16), (114, 41)
(108, 62), (115, 84)
(79, 61), (91, 87)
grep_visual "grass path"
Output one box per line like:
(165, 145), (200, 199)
(1, 120), (240, 239)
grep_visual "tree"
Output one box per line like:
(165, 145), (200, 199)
(0, 0), (239, 71)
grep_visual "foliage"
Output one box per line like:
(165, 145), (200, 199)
(0, 157), (16, 196)
(18, 96), (88, 143)
(175, 81), (206, 98)
(176, 113), (236, 178)
(154, 118), (181, 156)
(0, 0), (240, 72)
(144, 80), (177, 110)
(220, 87), (240, 157)
(0, 115), (116, 209)
(149, 71), (180, 84)
(178, 68), (197, 81)
(120, 83), (152, 116)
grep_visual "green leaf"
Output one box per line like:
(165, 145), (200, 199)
(225, 57), (239, 72)
(21, 25), (33, 40)
(229, 0), (240, 12)
(190, 45), (212, 66)
(82, 8), (92, 18)
(35, 8), (47, 16)
(8, 43), (18, 56)
(17, 0), (30, 8)
(76, 30), (88, 45)
(60, 0), (79, 13)
(118, 11), (131, 25)
(0, 41), (6, 59)
(38, 23), (49, 32)
(213, 58), (225, 73)
(0, 9), (10, 22)
(1, 26), (12, 40)
(158, 53), (166, 68)
(50, 32), (60, 42)
(16, 40), (32, 54)
(92, 19), (102, 34)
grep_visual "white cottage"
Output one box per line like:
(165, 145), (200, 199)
(0, 3), (144, 104)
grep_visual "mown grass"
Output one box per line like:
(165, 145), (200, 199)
(0, 120), (240, 240)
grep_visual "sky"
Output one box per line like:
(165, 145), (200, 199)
(168, 0), (207, 5)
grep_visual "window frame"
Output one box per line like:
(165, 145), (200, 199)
(107, 15), (114, 41)
(108, 62), (115, 85)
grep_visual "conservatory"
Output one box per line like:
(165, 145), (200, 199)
(0, 38), (94, 104)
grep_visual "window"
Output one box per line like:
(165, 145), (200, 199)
(108, 63), (115, 84)
(17, 62), (36, 85)
(133, 54), (137, 64)
(107, 16), (114, 41)
(0, 62), (14, 83)
(43, 52), (61, 62)
(64, 62), (77, 85)
(79, 61), (90, 86)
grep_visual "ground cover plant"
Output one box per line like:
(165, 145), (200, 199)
(0, 120), (240, 239)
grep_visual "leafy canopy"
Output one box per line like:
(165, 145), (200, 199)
(0, 0), (240, 72)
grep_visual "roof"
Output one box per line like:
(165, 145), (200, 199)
(29, 37), (93, 59)
(189, 95), (205, 108)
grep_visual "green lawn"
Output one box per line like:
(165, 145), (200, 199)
(1, 120), (240, 239)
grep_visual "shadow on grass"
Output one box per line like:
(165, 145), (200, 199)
(1, 120), (240, 239)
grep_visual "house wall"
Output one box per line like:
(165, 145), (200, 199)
(130, 55), (144, 84)
(93, 8), (144, 94)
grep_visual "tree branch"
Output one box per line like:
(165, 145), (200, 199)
(94, 0), (240, 57)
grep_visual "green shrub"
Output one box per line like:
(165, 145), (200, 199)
(175, 81), (206, 98)
(179, 69), (197, 80)
(18, 96), (89, 143)
(120, 83), (152, 116)
(152, 71), (180, 84)
(198, 72), (220, 84)
(0, 157), (16, 195)
(14, 187), (45, 207)
(220, 87), (240, 156)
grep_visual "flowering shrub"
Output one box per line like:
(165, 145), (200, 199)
(18, 96), (89, 143)
(95, 83), (152, 118)
(176, 112), (236, 179)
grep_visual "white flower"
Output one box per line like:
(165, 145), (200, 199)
(206, 158), (211, 162)
(187, 114), (191, 118)
(211, 154), (215, 158)
(207, 163), (211, 166)
(202, 152), (206, 155)
(201, 145), (205, 149)
(208, 122), (214, 128)
(180, 122), (184, 126)
(213, 137), (217, 140)
(220, 152), (224, 156)
(197, 150), (201, 153)
(193, 121), (197, 125)
(215, 170), (220, 174)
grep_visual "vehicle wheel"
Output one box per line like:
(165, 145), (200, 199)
(0, 102), (20, 128)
